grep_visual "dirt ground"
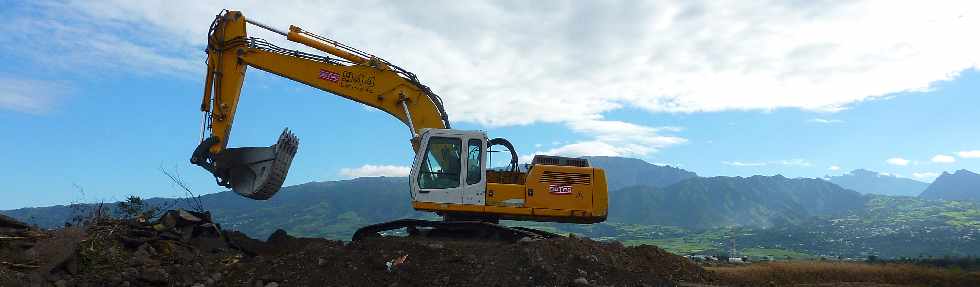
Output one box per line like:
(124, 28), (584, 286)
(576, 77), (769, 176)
(3, 214), (977, 287)
(0, 215), (710, 287)
(705, 261), (980, 287)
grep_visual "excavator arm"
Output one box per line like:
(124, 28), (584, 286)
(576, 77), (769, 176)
(192, 10), (451, 199)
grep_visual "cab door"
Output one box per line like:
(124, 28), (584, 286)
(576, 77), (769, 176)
(459, 137), (486, 205)
(411, 130), (465, 204)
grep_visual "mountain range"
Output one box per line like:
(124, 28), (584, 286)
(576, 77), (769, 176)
(825, 169), (929, 197)
(610, 175), (865, 229)
(920, 169), (980, 202)
(2, 157), (977, 250)
(2, 177), (423, 239)
(583, 156), (697, 190)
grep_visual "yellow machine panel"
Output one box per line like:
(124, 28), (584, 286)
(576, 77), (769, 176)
(526, 165), (595, 210)
(486, 183), (526, 207)
(468, 164), (608, 223)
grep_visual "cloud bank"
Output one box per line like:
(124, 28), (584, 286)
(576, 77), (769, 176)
(9, 1), (976, 124)
(959, 150), (980, 159)
(931, 154), (956, 164)
(886, 158), (910, 166)
(339, 165), (410, 178)
(722, 159), (812, 167)
(0, 77), (66, 114)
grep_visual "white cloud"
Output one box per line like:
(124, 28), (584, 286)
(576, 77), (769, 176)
(722, 158), (811, 167)
(930, 154), (956, 164)
(528, 141), (625, 159)
(723, 161), (767, 167)
(566, 120), (686, 148)
(958, 150), (980, 158)
(808, 118), (844, 124)
(912, 172), (940, 181)
(16, 1), (978, 127)
(0, 77), (67, 114)
(776, 159), (812, 167)
(339, 165), (410, 178)
(0, 4), (197, 77)
(828, 165), (841, 171)
(886, 157), (910, 166)
(523, 119), (687, 159)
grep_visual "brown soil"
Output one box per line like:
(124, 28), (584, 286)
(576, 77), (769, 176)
(0, 217), (711, 287)
(220, 233), (711, 286)
(707, 261), (980, 287)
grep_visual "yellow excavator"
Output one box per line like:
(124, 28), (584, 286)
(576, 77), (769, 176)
(191, 10), (608, 241)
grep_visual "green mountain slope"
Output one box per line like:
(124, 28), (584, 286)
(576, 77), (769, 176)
(610, 175), (865, 228)
(735, 195), (980, 258)
(584, 156), (697, 190)
(920, 169), (980, 202)
(2, 177), (425, 239)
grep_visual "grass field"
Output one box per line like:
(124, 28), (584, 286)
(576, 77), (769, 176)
(622, 238), (715, 254)
(707, 261), (980, 287)
(735, 248), (815, 260)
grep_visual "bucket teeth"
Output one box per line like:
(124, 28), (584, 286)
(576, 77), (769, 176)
(277, 128), (299, 156)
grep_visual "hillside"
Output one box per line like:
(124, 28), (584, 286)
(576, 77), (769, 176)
(2, 177), (425, 239)
(584, 156), (698, 190)
(564, 195), (980, 258)
(735, 195), (980, 258)
(826, 169), (929, 197)
(610, 175), (865, 229)
(920, 169), (980, 202)
(4, 161), (978, 258)
(2, 174), (864, 238)
(4, 176), (978, 258)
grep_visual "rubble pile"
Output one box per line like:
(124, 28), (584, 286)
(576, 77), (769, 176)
(0, 214), (46, 283)
(1, 212), (713, 286)
(220, 234), (712, 286)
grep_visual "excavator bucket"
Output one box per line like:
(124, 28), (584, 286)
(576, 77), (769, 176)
(192, 129), (299, 200)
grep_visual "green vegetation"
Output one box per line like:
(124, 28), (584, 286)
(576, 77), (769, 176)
(737, 248), (815, 260)
(622, 238), (714, 254)
(115, 195), (161, 221)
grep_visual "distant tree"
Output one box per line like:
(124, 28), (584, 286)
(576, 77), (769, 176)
(116, 195), (160, 221)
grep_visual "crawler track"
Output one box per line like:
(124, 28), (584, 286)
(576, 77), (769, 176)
(351, 219), (560, 242)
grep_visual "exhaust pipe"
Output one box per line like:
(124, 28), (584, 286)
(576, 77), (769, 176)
(191, 129), (299, 200)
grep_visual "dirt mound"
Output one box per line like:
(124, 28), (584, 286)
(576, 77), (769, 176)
(220, 233), (710, 286)
(1, 213), (711, 287)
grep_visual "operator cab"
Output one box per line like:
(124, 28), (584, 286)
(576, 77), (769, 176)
(410, 129), (487, 206)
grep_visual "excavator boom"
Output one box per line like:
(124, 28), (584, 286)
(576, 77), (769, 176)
(192, 10), (450, 199)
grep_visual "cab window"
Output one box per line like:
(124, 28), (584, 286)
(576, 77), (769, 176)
(466, 139), (482, 185)
(418, 137), (461, 189)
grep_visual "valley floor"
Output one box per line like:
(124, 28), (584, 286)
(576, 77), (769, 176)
(704, 261), (980, 287)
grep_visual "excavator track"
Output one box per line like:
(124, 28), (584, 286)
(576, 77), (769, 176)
(351, 219), (560, 242)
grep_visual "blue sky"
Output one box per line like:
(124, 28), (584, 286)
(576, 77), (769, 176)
(2, 1), (979, 209)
